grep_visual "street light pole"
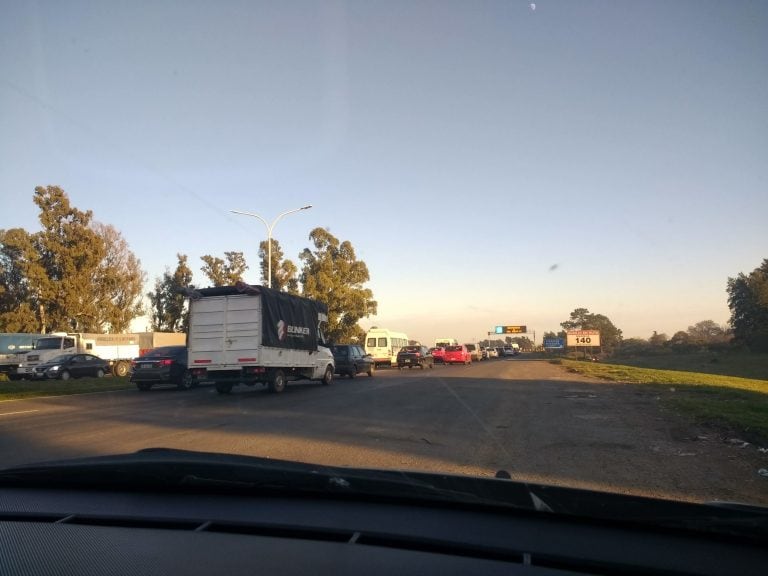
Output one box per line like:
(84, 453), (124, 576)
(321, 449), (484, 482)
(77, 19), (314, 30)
(230, 205), (312, 288)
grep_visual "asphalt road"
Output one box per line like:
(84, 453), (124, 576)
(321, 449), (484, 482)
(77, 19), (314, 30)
(1, 358), (766, 504)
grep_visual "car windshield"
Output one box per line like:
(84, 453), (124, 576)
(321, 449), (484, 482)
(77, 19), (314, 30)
(1, 0), (767, 536)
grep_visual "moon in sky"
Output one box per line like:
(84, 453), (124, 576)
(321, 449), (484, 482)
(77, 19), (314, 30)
(530, 3), (536, 10)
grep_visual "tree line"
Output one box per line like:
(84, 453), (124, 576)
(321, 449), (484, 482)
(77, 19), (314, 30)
(2, 187), (767, 352)
(0, 187), (376, 343)
(147, 228), (377, 343)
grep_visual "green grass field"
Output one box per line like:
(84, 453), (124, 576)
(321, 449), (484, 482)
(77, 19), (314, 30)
(0, 377), (134, 401)
(608, 351), (768, 381)
(559, 357), (768, 444)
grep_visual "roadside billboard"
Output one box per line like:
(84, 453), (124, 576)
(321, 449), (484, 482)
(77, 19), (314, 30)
(566, 330), (601, 347)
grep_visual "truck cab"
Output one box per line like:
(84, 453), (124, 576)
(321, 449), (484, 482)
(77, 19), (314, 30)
(15, 334), (79, 378)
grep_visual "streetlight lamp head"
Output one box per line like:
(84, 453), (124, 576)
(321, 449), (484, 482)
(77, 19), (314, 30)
(230, 204), (313, 289)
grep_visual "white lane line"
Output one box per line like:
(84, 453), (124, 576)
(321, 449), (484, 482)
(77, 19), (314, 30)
(0, 409), (40, 417)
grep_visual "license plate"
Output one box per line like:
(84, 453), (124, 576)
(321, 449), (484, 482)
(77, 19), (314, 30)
(404, 359), (411, 363)
(141, 364), (153, 369)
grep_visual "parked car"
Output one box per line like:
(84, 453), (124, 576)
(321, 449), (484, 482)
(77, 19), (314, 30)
(464, 343), (481, 362)
(397, 346), (434, 370)
(428, 347), (446, 364)
(130, 346), (193, 391)
(444, 345), (471, 365)
(330, 344), (375, 378)
(33, 353), (110, 380)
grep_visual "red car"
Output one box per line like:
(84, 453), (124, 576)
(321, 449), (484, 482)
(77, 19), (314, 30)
(428, 347), (446, 364)
(443, 345), (471, 365)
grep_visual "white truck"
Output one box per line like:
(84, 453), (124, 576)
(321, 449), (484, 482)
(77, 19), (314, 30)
(15, 332), (186, 378)
(0, 333), (45, 379)
(186, 283), (335, 395)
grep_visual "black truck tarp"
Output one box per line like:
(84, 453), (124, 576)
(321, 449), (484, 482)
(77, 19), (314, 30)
(192, 283), (328, 352)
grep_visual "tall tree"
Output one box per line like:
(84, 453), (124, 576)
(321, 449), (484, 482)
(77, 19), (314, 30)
(561, 307), (622, 351)
(32, 186), (107, 331)
(91, 222), (146, 332)
(0, 228), (43, 332)
(258, 239), (298, 293)
(200, 251), (248, 287)
(669, 331), (690, 346)
(727, 259), (768, 351)
(299, 228), (377, 343)
(147, 253), (193, 332)
(648, 331), (668, 346)
(1, 187), (147, 333)
(542, 330), (567, 341)
(686, 320), (729, 345)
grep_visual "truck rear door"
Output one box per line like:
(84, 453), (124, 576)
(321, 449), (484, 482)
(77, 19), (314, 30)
(189, 295), (262, 368)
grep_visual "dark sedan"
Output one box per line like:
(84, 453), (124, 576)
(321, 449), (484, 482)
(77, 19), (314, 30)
(396, 346), (434, 370)
(330, 344), (375, 378)
(130, 346), (193, 391)
(33, 354), (110, 380)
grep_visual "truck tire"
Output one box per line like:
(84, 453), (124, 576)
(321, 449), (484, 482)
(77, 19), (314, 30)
(321, 365), (333, 386)
(268, 370), (287, 393)
(215, 382), (233, 395)
(113, 361), (129, 378)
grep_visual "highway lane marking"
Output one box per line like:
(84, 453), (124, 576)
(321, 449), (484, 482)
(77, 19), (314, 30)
(436, 376), (512, 459)
(0, 409), (40, 417)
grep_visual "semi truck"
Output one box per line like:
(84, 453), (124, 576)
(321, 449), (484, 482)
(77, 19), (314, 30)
(0, 333), (45, 378)
(185, 283), (335, 395)
(14, 332), (186, 378)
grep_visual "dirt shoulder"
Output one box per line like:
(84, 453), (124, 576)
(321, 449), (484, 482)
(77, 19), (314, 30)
(487, 360), (768, 505)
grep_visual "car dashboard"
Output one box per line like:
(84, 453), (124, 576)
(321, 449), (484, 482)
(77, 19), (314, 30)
(1, 484), (766, 575)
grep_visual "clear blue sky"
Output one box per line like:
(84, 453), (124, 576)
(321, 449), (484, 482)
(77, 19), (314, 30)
(1, 1), (766, 344)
